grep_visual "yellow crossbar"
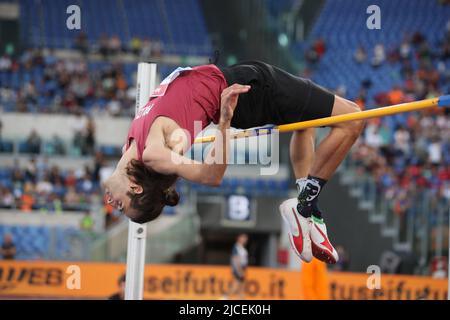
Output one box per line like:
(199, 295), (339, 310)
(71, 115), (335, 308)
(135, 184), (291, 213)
(194, 96), (447, 144)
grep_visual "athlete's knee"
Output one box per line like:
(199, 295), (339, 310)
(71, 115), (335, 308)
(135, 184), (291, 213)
(339, 100), (364, 138)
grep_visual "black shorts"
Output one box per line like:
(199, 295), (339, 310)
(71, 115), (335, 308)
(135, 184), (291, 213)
(220, 60), (335, 129)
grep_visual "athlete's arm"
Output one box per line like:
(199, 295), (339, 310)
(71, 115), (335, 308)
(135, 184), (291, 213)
(144, 84), (250, 186)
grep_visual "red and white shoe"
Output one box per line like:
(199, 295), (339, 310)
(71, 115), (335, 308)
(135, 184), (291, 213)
(310, 216), (339, 264)
(279, 198), (313, 263)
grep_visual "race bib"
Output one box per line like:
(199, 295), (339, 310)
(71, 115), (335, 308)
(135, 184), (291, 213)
(150, 66), (192, 97)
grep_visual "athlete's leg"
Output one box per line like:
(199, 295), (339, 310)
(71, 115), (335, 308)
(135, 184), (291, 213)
(280, 129), (317, 263)
(298, 95), (363, 212)
(295, 95), (363, 264)
(309, 95), (364, 179)
(222, 62), (363, 264)
(284, 96), (363, 264)
(290, 128), (315, 179)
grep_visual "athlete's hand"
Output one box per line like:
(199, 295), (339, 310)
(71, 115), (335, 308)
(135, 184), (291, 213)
(219, 84), (250, 125)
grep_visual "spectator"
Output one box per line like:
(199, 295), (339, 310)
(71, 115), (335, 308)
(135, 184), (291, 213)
(312, 38), (326, 59)
(71, 113), (87, 154)
(151, 38), (163, 57)
(12, 165), (24, 184)
(93, 152), (106, 183)
(36, 174), (53, 195)
(36, 156), (49, 181)
(428, 136), (443, 165)
(417, 40), (432, 61)
(65, 170), (77, 188)
(1, 234), (16, 260)
(305, 47), (319, 65)
(98, 34), (109, 58)
(42, 48), (57, 66)
(51, 134), (66, 155)
(80, 211), (94, 231)
(108, 274), (126, 300)
(354, 87), (368, 108)
(24, 157), (37, 182)
(371, 43), (386, 67)
(116, 72), (128, 92)
(399, 37), (412, 60)
(387, 44), (401, 63)
(70, 74), (91, 108)
(129, 37), (142, 56)
(25, 130), (42, 154)
(20, 182), (35, 212)
(225, 234), (249, 299)
(354, 45), (367, 64)
(387, 85), (405, 105)
(23, 80), (38, 105)
(76, 33), (89, 54)
(106, 99), (122, 116)
(20, 48), (33, 69)
(140, 38), (152, 59)
(393, 126), (411, 156)
(64, 186), (81, 206)
(109, 35), (122, 56)
(364, 120), (383, 148)
(80, 173), (94, 193)
(83, 116), (96, 155)
(0, 185), (14, 208)
(0, 54), (12, 71)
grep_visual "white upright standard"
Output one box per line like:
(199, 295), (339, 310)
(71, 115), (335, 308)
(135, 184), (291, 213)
(125, 62), (158, 300)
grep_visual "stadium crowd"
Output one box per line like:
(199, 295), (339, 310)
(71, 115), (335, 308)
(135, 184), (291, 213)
(0, 47), (138, 117)
(298, 20), (450, 255)
(74, 33), (164, 59)
(0, 34), (167, 117)
(342, 27), (449, 242)
(0, 152), (121, 228)
(356, 29), (448, 200)
(0, 35), (172, 228)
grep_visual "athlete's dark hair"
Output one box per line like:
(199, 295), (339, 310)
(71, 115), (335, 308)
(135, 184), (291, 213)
(125, 159), (179, 224)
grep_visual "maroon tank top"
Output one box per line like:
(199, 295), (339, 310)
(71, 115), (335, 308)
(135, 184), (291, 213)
(125, 64), (228, 160)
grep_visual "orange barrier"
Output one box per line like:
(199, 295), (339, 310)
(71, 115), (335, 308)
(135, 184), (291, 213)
(0, 261), (123, 299)
(0, 261), (301, 300)
(328, 272), (448, 300)
(0, 261), (447, 300)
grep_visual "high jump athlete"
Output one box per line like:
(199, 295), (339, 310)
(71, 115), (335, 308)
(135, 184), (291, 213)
(103, 61), (364, 264)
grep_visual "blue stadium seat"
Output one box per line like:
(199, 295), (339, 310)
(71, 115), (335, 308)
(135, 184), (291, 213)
(296, 0), (450, 106)
(18, 0), (212, 55)
(0, 225), (50, 260)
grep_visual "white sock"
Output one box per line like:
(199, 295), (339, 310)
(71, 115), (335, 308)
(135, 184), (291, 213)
(295, 177), (307, 195)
